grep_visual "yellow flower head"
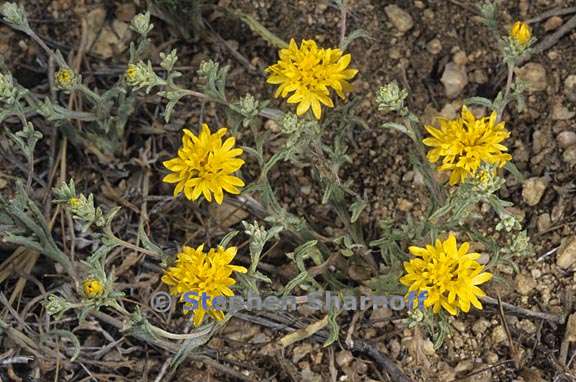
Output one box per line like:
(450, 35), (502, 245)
(162, 244), (247, 326)
(400, 234), (493, 315)
(82, 278), (104, 298)
(423, 105), (512, 185)
(68, 197), (81, 208)
(162, 124), (245, 204)
(55, 68), (75, 89)
(265, 39), (358, 119)
(125, 64), (139, 85)
(510, 21), (532, 47)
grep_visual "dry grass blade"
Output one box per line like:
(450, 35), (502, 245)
(496, 293), (522, 369)
(279, 315), (329, 347)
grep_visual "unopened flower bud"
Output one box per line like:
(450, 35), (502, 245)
(55, 68), (76, 89)
(510, 21), (532, 47)
(82, 278), (104, 298)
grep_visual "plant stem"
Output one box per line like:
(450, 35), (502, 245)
(405, 114), (446, 207)
(497, 62), (515, 122)
(180, 88), (283, 121)
(76, 84), (102, 105)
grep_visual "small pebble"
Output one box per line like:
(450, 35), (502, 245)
(557, 236), (576, 269)
(563, 146), (576, 164)
(491, 325), (507, 344)
(515, 274), (537, 296)
(517, 63), (547, 92)
(426, 38), (442, 55)
(455, 359), (474, 373)
(537, 213), (552, 233)
(441, 62), (468, 98)
(522, 177), (548, 206)
(556, 131), (576, 149)
(385, 5), (414, 33)
(544, 16), (563, 31)
(564, 75), (576, 102)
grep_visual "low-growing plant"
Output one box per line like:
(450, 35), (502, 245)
(0, 0), (539, 379)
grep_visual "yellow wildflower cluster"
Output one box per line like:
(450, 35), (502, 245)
(510, 21), (532, 47)
(266, 39), (358, 119)
(162, 245), (247, 326)
(423, 105), (512, 185)
(400, 234), (492, 315)
(162, 124), (245, 205)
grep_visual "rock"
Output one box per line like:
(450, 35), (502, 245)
(426, 38), (442, 55)
(335, 350), (353, 367)
(453, 51), (468, 66)
(565, 75), (576, 102)
(515, 274), (537, 296)
(384, 5), (414, 33)
(264, 119), (280, 132)
(556, 131), (576, 149)
(369, 306), (393, 328)
(439, 102), (461, 119)
(421, 339), (436, 356)
(564, 313), (576, 342)
(472, 319), (491, 336)
(537, 213), (552, 233)
(551, 98), (575, 120)
(300, 366), (322, 382)
(522, 177), (548, 206)
(85, 8), (132, 59)
(563, 146), (576, 164)
(455, 359), (474, 373)
(556, 236), (576, 269)
(116, 3), (136, 22)
(292, 343), (313, 363)
(472, 69), (488, 84)
(388, 339), (401, 358)
(547, 50), (560, 61)
(398, 198), (414, 211)
(413, 170), (425, 187)
(518, 319), (537, 334)
(520, 368), (546, 382)
(463, 364), (492, 382)
(484, 351), (499, 364)
(544, 16), (563, 31)
(517, 63), (547, 92)
(491, 325), (507, 344)
(532, 128), (551, 154)
(441, 63), (468, 98)
(453, 320), (466, 332)
(437, 364), (457, 380)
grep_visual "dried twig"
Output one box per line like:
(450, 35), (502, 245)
(352, 340), (413, 382)
(89, 311), (256, 381)
(235, 312), (413, 382)
(527, 7), (576, 24)
(481, 296), (565, 324)
(496, 294), (521, 368)
(339, 0), (348, 49)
